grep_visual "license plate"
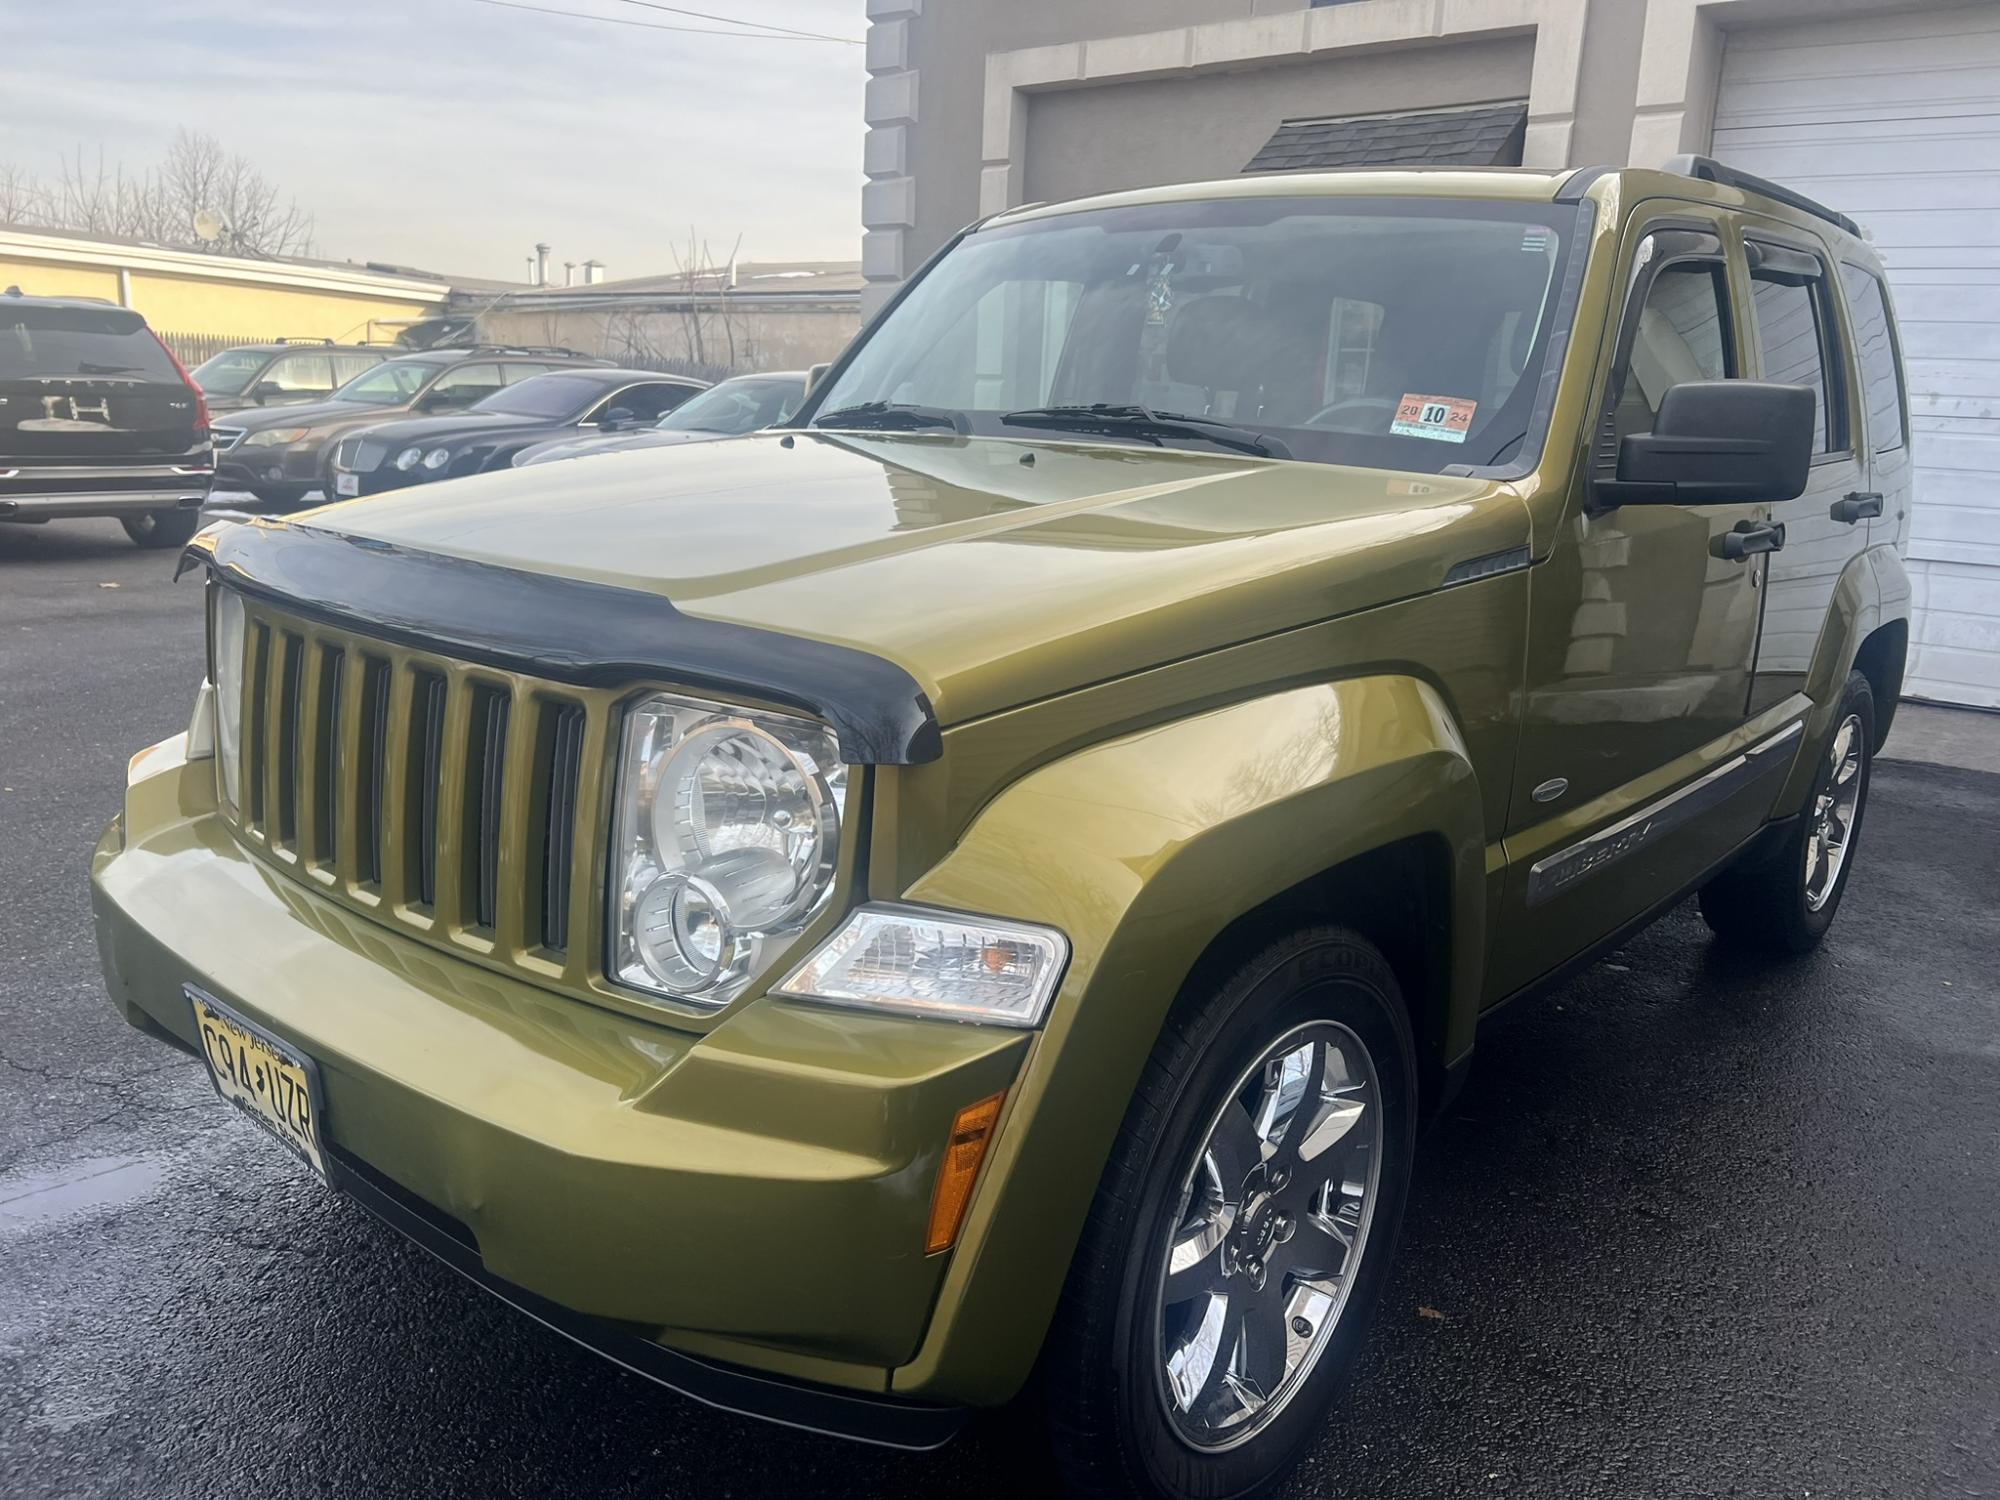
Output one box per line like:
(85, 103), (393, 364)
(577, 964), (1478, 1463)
(188, 987), (327, 1179)
(334, 472), (359, 497)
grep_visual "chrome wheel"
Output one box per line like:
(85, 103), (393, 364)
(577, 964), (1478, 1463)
(1805, 712), (1865, 912)
(1154, 1021), (1381, 1450)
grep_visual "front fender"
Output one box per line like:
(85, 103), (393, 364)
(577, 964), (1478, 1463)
(890, 674), (1484, 1404)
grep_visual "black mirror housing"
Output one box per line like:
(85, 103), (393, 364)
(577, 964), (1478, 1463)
(1597, 380), (1814, 508)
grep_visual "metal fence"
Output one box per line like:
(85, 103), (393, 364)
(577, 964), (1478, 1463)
(155, 331), (289, 365)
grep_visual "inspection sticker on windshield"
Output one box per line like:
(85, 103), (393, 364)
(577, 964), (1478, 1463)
(1392, 394), (1477, 444)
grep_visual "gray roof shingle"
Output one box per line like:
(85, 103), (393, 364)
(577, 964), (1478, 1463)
(1244, 101), (1528, 174)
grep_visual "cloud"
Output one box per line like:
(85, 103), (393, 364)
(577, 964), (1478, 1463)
(0, 0), (866, 280)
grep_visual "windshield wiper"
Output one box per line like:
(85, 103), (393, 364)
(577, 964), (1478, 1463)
(812, 400), (968, 434)
(76, 362), (145, 375)
(999, 404), (1289, 459)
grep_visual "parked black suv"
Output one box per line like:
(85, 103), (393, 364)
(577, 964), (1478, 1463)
(189, 339), (394, 414)
(210, 345), (609, 507)
(1, 290), (212, 548)
(330, 367), (705, 497)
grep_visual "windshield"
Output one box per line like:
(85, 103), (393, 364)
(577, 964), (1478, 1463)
(189, 348), (271, 396)
(658, 377), (803, 433)
(333, 358), (442, 405)
(811, 196), (1580, 472)
(470, 372), (602, 420)
(0, 305), (180, 381)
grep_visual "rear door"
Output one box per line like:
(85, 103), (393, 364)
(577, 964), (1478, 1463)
(0, 303), (198, 462)
(1739, 226), (1871, 714)
(1837, 262), (1913, 562)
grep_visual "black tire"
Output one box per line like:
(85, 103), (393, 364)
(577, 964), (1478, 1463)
(1700, 670), (1875, 954)
(120, 508), (201, 549)
(1042, 927), (1418, 1500)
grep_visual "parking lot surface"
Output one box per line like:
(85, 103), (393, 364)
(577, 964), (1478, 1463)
(3, 519), (1996, 1499)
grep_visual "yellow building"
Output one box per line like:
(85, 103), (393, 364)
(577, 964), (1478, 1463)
(0, 224), (450, 349)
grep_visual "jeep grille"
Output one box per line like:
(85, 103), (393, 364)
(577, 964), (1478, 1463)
(223, 597), (614, 983)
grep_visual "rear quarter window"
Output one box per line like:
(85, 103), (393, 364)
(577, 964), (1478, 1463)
(0, 305), (179, 381)
(1839, 264), (1907, 454)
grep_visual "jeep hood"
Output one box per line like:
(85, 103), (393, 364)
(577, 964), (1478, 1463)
(301, 431), (1528, 727)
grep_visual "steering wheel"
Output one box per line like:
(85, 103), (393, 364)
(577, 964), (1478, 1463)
(1303, 395), (1400, 430)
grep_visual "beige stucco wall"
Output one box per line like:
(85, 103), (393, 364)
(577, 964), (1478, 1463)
(0, 237), (443, 342)
(1018, 35), (1536, 207)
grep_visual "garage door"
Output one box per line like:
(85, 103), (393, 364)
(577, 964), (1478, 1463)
(1713, 5), (2000, 708)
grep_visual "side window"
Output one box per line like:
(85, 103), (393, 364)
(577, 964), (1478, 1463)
(610, 383), (696, 422)
(426, 362), (504, 407)
(502, 362), (557, 384)
(267, 354), (334, 394)
(1748, 249), (1841, 454)
(1614, 258), (1734, 443)
(1839, 264), (1906, 455)
(333, 352), (382, 383)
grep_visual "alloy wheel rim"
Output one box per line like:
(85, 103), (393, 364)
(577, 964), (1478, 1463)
(1805, 712), (1865, 912)
(1153, 1020), (1382, 1451)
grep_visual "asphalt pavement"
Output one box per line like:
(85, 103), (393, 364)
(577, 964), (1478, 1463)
(2, 518), (1996, 1499)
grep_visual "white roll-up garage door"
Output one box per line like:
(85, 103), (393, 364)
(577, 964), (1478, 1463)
(1713, 5), (2000, 708)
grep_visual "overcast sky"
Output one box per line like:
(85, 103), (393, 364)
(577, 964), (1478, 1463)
(1, 0), (866, 282)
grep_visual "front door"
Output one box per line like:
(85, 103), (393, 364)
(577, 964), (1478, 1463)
(1489, 212), (1774, 1001)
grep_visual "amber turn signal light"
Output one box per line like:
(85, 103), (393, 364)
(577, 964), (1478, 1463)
(926, 1091), (1006, 1254)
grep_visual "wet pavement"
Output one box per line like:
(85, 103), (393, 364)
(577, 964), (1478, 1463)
(3, 519), (1996, 1499)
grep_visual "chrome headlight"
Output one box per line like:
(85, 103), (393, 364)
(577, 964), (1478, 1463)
(393, 446), (424, 470)
(610, 693), (847, 1009)
(422, 446), (452, 471)
(211, 588), (247, 809)
(241, 427), (310, 448)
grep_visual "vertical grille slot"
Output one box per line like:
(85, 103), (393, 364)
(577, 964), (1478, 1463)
(275, 632), (304, 847)
(465, 686), (510, 932)
(537, 702), (586, 953)
(245, 623), (271, 830)
(409, 672), (447, 908)
(357, 659), (392, 887)
(313, 646), (344, 865)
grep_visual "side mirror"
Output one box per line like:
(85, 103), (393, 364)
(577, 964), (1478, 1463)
(600, 406), (636, 430)
(805, 362), (830, 394)
(1596, 381), (1814, 508)
(251, 381), (283, 405)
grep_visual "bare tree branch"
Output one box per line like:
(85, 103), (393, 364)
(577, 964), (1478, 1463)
(0, 132), (315, 257)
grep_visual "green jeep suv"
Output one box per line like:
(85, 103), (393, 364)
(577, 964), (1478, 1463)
(91, 158), (1912, 1498)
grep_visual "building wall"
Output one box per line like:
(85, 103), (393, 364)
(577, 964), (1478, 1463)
(864, 0), (1669, 313)
(0, 233), (444, 344)
(1019, 36), (1536, 207)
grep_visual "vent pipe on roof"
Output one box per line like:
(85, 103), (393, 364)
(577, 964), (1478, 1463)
(534, 243), (552, 287)
(564, 261), (577, 287)
(583, 259), (605, 285)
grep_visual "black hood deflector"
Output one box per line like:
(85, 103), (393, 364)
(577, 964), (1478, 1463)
(182, 519), (942, 765)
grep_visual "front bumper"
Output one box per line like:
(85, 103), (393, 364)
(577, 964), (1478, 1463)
(214, 444), (324, 494)
(90, 737), (1028, 1434)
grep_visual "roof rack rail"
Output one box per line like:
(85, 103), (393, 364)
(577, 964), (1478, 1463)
(1554, 164), (1616, 203)
(432, 341), (597, 359)
(274, 336), (337, 346)
(1662, 154), (1861, 237)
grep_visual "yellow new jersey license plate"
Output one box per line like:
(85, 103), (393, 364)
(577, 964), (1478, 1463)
(188, 987), (327, 1179)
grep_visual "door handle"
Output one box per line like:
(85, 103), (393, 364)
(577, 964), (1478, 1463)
(1831, 491), (1884, 524)
(1712, 520), (1786, 561)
